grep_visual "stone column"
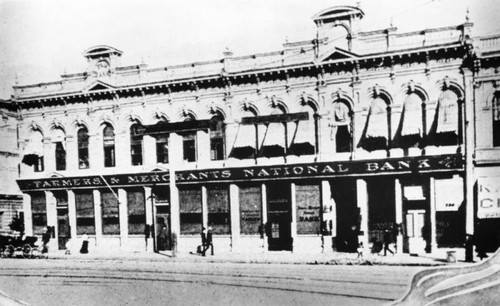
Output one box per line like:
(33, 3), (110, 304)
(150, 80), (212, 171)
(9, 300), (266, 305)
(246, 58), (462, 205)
(66, 136), (78, 171)
(169, 169), (180, 247)
(261, 183), (267, 250)
(43, 139), (54, 172)
(115, 131), (130, 168)
(429, 177), (437, 253)
(144, 187), (154, 252)
(23, 193), (33, 236)
(169, 133), (183, 164)
(321, 180), (335, 251)
(197, 130), (210, 163)
(462, 67), (475, 239)
(229, 184), (240, 251)
(118, 188), (128, 248)
(93, 190), (102, 245)
(356, 179), (369, 248)
(202, 185), (208, 228)
(89, 132), (103, 170)
(67, 190), (77, 239)
(45, 191), (57, 251)
(394, 178), (404, 254)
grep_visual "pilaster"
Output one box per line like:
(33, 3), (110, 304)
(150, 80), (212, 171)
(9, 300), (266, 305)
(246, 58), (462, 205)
(93, 189), (102, 243)
(356, 179), (369, 248)
(229, 184), (240, 250)
(118, 188), (128, 247)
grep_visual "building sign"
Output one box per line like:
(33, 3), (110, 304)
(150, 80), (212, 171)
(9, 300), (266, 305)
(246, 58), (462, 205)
(435, 176), (464, 212)
(17, 154), (463, 191)
(477, 177), (500, 219)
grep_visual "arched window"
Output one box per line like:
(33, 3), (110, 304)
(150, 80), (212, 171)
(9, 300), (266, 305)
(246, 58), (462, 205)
(155, 120), (169, 164)
(53, 128), (66, 171)
(103, 123), (115, 167)
(181, 116), (197, 162)
(289, 103), (317, 156)
(77, 127), (89, 169)
(493, 93), (500, 147)
(22, 130), (44, 172)
(210, 115), (225, 160)
(397, 93), (423, 148)
(130, 123), (144, 166)
(231, 106), (258, 159)
(332, 101), (352, 153)
(359, 97), (390, 151)
(260, 108), (286, 157)
(430, 90), (459, 146)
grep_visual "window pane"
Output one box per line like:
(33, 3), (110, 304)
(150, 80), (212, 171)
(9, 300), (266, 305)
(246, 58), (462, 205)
(75, 191), (95, 235)
(78, 128), (89, 169)
(179, 187), (202, 234)
(101, 190), (120, 235)
(183, 133), (196, 162)
(336, 125), (352, 153)
(31, 192), (46, 235)
(240, 186), (262, 235)
(127, 189), (145, 235)
(130, 124), (143, 166)
(207, 186), (230, 234)
(296, 185), (320, 234)
(156, 134), (169, 164)
(103, 125), (115, 167)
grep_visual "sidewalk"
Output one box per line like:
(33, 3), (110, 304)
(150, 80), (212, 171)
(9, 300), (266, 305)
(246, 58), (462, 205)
(39, 248), (481, 266)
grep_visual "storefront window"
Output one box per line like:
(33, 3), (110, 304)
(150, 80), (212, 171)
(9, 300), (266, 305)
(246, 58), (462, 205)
(101, 190), (120, 235)
(295, 185), (321, 234)
(207, 185), (230, 234)
(31, 192), (46, 235)
(78, 127), (89, 169)
(179, 187), (202, 234)
(127, 189), (145, 235)
(130, 124), (144, 166)
(240, 186), (262, 235)
(103, 123), (115, 167)
(75, 191), (95, 235)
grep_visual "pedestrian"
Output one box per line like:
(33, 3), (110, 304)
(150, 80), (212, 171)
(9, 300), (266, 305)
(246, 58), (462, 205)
(347, 225), (359, 253)
(157, 224), (168, 251)
(41, 226), (51, 254)
(80, 233), (89, 254)
(207, 227), (214, 256)
(200, 227), (208, 256)
(383, 229), (394, 256)
(357, 242), (364, 260)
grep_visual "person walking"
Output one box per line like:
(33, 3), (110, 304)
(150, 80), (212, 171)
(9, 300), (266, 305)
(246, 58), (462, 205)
(41, 226), (51, 254)
(207, 227), (214, 256)
(383, 229), (394, 256)
(80, 233), (89, 254)
(200, 227), (208, 256)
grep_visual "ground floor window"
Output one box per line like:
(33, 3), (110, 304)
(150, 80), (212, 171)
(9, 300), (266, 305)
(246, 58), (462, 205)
(179, 187), (202, 235)
(127, 189), (145, 235)
(367, 179), (396, 244)
(207, 185), (230, 234)
(295, 184), (321, 235)
(101, 190), (120, 235)
(239, 185), (262, 235)
(31, 192), (47, 235)
(75, 191), (95, 235)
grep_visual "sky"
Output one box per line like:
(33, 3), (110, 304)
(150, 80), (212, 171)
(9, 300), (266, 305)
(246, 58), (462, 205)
(0, 0), (499, 99)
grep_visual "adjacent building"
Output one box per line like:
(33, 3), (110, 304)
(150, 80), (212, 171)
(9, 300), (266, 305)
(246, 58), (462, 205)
(5, 6), (500, 254)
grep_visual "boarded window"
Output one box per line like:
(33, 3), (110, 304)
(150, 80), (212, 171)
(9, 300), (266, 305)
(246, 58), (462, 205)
(207, 185), (230, 234)
(31, 192), (47, 235)
(179, 187), (202, 234)
(239, 186), (262, 235)
(75, 191), (95, 235)
(295, 185), (320, 234)
(127, 189), (145, 235)
(101, 190), (120, 235)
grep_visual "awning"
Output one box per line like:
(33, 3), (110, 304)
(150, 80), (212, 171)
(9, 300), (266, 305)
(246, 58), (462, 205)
(261, 122), (285, 149)
(291, 120), (314, 147)
(436, 91), (458, 134)
(22, 138), (44, 166)
(365, 98), (388, 139)
(233, 124), (256, 150)
(435, 177), (463, 212)
(401, 93), (423, 136)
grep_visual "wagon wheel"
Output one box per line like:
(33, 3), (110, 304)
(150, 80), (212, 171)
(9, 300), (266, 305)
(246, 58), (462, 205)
(4, 245), (14, 258)
(22, 244), (32, 258)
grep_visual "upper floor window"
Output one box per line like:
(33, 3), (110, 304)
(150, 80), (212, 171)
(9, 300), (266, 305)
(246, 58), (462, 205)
(103, 123), (115, 167)
(130, 124), (144, 166)
(359, 96), (389, 151)
(22, 130), (44, 172)
(493, 94), (500, 147)
(53, 128), (66, 171)
(397, 92), (423, 148)
(332, 101), (352, 153)
(182, 132), (197, 162)
(55, 142), (66, 171)
(155, 121), (169, 164)
(430, 90), (459, 146)
(210, 115), (225, 160)
(77, 127), (89, 169)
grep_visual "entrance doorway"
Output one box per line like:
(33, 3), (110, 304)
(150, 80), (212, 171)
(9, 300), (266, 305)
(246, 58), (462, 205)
(153, 187), (171, 251)
(266, 183), (292, 251)
(57, 208), (70, 250)
(405, 209), (428, 254)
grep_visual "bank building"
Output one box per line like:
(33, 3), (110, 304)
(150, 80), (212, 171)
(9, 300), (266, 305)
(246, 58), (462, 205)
(5, 6), (500, 255)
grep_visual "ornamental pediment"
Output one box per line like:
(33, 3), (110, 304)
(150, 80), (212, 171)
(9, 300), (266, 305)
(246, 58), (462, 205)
(318, 47), (359, 63)
(83, 80), (116, 92)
